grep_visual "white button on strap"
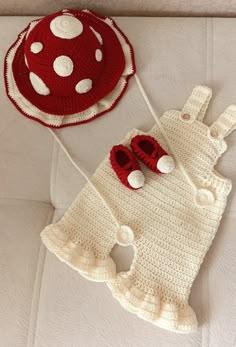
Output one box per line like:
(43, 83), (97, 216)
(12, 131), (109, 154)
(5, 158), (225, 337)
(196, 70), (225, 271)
(115, 225), (134, 246)
(127, 170), (145, 189)
(210, 128), (218, 138)
(180, 113), (193, 123)
(182, 113), (191, 120)
(208, 126), (221, 141)
(194, 188), (215, 207)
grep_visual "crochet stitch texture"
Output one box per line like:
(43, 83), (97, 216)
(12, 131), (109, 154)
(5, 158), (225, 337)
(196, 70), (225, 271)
(4, 9), (135, 128)
(41, 86), (236, 333)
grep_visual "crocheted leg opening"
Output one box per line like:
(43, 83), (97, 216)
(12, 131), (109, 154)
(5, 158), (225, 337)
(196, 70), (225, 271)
(41, 224), (116, 282)
(107, 272), (198, 333)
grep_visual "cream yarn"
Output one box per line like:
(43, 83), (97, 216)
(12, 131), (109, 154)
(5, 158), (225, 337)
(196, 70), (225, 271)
(41, 86), (236, 333)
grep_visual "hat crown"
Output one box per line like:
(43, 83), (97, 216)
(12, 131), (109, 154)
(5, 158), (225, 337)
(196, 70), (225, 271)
(5, 9), (135, 127)
(24, 11), (106, 97)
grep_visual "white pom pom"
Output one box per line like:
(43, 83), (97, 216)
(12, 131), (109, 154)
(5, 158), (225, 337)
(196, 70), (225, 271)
(157, 155), (175, 174)
(127, 170), (145, 189)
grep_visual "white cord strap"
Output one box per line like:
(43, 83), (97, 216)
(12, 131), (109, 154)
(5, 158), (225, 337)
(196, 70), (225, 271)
(49, 75), (205, 219)
(48, 128), (120, 227)
(134, 74), (198, 194)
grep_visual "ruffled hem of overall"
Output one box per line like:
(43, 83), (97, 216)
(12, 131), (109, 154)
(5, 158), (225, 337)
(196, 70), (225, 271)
(107, 272), (198, 333)
(41, 225), (116, 282)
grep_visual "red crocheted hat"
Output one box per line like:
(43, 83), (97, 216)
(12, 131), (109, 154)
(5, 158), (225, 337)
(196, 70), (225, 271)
(4, 9), (135, 128)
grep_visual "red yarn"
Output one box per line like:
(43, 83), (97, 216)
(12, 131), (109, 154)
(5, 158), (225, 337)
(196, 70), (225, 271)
(110, 144), (143, 190)
(4, 9), (136, 127)
(131, 135), (168, 173)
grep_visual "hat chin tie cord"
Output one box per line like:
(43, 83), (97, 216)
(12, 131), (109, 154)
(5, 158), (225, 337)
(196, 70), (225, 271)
(48, 73), (199, 233)
(48, 127), (120, 229)
(133, 74), (198, 195)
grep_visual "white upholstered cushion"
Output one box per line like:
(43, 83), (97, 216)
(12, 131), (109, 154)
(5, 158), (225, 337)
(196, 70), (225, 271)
(0, 16), (236, 346)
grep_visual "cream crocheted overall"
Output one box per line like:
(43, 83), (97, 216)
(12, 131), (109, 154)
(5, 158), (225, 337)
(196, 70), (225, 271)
(41, 85), (236, 333)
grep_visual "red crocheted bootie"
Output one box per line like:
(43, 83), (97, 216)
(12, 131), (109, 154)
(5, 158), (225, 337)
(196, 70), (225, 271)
(110, 144), (145, 190)
(131, 135), (175, 174)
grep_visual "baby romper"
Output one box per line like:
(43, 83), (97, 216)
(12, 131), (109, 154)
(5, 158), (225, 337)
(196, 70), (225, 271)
(41, 86), (236, 333)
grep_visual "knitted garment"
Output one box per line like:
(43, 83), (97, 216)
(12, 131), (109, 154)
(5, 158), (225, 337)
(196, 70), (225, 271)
(41, 86), (236, 333)
(4, 9), (135, 128)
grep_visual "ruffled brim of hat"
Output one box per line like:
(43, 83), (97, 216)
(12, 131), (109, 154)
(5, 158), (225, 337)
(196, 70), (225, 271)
(107, 273), (198, 333)
(41, 224), (116, 281)
(4, 10), (135, 128)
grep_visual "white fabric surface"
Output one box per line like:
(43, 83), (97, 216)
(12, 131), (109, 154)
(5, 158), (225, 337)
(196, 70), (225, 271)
(0, 16), (236, 346)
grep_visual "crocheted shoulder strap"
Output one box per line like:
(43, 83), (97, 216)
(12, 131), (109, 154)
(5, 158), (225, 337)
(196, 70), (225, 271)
(181, 85), (212, 122)
(209, 105), (236, 141)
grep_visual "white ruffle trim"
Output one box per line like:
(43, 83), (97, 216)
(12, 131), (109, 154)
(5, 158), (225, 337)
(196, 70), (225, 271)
(41, 225), (198, 333)
(41, 225), (116, 282)
(107, 272), (198, 333)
